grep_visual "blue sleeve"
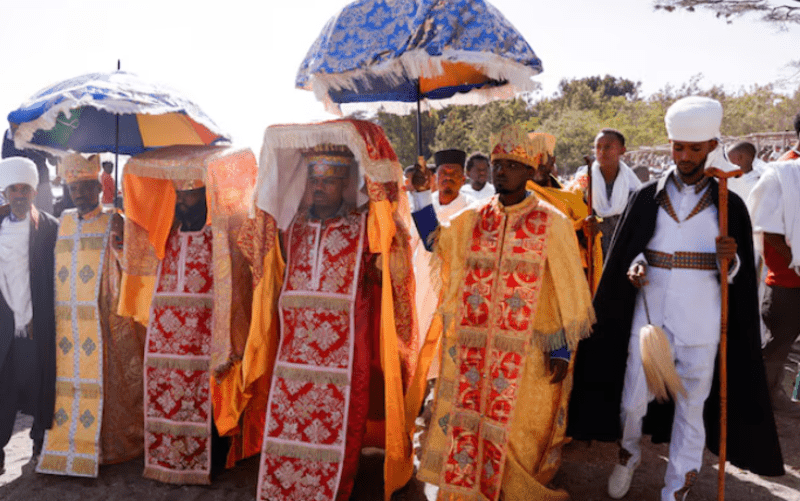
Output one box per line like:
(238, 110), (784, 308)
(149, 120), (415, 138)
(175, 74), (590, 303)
(549, 346), (571, 362)
(412, 204), (439, 252)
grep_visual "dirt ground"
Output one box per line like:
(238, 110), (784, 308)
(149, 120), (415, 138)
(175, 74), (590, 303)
(2, 376), (799, 501)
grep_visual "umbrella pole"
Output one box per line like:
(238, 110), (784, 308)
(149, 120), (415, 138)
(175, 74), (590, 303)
(114, 59), (121, 209)
(716, 176), (730, 501)
(415, 79), (424, 167)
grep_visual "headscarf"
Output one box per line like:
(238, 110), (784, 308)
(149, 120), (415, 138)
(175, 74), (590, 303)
(0, 157), (38, 191)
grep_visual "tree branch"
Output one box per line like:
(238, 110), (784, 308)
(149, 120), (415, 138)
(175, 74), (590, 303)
(653, 0), (800, 24)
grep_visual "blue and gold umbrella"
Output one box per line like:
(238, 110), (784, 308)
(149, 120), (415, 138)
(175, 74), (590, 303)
(297, 0), (543, 159)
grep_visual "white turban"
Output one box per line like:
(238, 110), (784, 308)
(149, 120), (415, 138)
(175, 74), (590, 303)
(0, 157), (39, 191)
(665, 96), (740, 176)
(665, 96), (722, 141)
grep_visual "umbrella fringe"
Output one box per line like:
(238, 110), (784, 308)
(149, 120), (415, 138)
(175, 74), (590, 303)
(309, 49), (541, 110)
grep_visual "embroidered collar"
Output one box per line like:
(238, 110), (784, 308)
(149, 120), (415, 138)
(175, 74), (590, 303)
(670, 170), (711, 194)
(78, 204), (103, 221)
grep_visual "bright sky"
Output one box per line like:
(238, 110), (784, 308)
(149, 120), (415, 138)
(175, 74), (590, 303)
(1, 0), (798, 157)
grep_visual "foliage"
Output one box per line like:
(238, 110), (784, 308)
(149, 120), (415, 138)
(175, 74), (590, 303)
(372, 74), (800, 175)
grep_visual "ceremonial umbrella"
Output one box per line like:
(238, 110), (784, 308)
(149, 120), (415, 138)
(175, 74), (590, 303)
(6, 71), (229, 202)
(297, 0), (542, 163)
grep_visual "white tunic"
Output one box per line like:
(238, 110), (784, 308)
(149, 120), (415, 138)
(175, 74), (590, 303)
(460, 182), (494, 201)
(631, 172), (737, 347)
(0, 214), (32, 334)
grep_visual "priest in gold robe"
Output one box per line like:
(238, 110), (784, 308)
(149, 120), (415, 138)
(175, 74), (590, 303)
(409, 125), (595, 501)
(37, 154), (145, 478)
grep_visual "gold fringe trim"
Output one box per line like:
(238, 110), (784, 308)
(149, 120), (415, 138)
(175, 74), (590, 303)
(273, 365), (350, 387)
(450, 412), (480, 432)
(77, 305), (96, 320)
(145, 419), (209, 437)
(492, 335), (527, 355)
(501, 258), (542, 276)
(55, 305), (71, 320)
(38, 454), (68, 472)
(465, 255), (496, 271)
(280, 294), (351, 311)
(146, 356), (210, 371)
(419, 450), (445, 476)
(263, 441), (342, 463)
(79, 237), (105, 251)
(481, 422), (506, 445)
(55, 381), (101, 399)
(143, 465), (211, 485)
(151, 295), (213, 310)
(457, 329), (487, 348)
(531, 313), (595, 352)
(55, 239), (73, 254)
(438, 378), (455, 400)
(71, 457), (97, 476)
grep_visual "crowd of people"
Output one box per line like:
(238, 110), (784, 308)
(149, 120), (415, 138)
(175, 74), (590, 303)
(1, 96), (798, 501)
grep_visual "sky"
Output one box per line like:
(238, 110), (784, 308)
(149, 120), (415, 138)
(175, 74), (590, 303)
(1, 0), (798, 157)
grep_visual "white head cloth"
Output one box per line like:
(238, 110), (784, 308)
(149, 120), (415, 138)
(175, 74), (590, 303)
(665, 96), (740, 176)
(0, 157), (39, 191)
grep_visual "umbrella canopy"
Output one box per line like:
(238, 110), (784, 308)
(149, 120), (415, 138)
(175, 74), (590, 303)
(7, 71), (229, 156)
(297, 0), (542, 114)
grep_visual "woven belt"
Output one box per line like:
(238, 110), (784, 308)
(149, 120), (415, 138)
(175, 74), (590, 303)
(644, 249), (717, 270)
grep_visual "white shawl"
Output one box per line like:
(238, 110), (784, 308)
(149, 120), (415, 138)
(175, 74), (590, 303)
(0, 216), (32, 334)
(589, 161), (642, 218)
(747, 159), (800, 275)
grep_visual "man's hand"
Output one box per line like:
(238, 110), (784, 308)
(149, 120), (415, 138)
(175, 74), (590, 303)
(715, 236), (737, 263)
(549, 357), (568, 384)
(627, 262), (648, 288)
(110, 213), (124, 251)
(582, 215), (599, 238)
(411, 163), (431, 192)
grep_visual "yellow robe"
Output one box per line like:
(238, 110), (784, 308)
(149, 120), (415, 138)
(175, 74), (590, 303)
(527, 179), (602, 293)
(39, 207), (145, 477)
(413, 194), (595, 501)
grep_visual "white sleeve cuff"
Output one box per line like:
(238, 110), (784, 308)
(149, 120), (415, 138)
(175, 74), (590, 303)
(725, 254), (741, 284)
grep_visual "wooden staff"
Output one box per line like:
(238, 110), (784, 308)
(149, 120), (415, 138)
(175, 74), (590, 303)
(707, 169), (736, 501)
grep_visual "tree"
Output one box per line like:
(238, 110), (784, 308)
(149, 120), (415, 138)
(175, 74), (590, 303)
(653, 0), (800, 25)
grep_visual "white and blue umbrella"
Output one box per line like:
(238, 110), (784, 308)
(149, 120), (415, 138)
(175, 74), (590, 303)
(297, 0), (543, 158)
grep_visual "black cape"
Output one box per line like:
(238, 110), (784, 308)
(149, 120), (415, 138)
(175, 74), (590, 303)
(567, 175), (784, 477)
(0, 206), (58, 429)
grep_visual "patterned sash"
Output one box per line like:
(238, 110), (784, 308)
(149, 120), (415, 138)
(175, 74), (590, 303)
(143, 227), (214, 485)
(437, 199), (551, 501)
(257, 211), (365, 501)
(38, 210), (110, 477)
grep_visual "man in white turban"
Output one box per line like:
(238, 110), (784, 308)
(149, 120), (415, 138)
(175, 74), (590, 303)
(747, 109), (800, 418)
(0, 157), (59, 474)
(569, 96), (783, 500)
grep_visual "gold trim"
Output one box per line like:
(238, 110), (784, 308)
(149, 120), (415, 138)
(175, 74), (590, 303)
(263, 441), (341, 463)
(501, 258), (542, 276)
(457, 330), (487, 348)
(280, 294), (351, 311)
(145, 420), (208, 437)
(79, 237), (105, 251)
(55, 381), (101, 399)
(55, 305), (71, 320)
(450, 412), (480, 431)
(481, 422), (506, 444)
(71, 457), (97, 476)
(77, 305), (97, 320)
(438, 378), (455, 400)
(493, 335), (527, 354)
(274, 365), (350, 386)
(55, 239), (74, 254)
(143, 466), (211, 485)
(465, 255), (496, 271)
(146, 356), (209, 371)
(152, 295), (213, 310)
(38, 454), (68, 472)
